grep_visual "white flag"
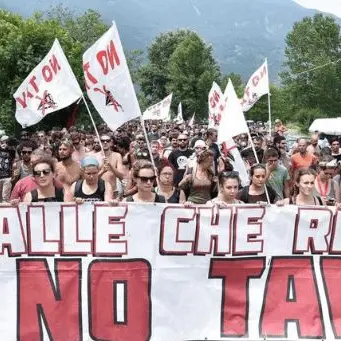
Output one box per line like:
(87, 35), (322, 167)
(241, 60), (269, 112)
(142, 94), (172, 122)
(208, 81), (225, 128)
(188, 113), (195, 127)
(83, 22), (141, 131)
(223, 138), (249, 187)
(13, 39), (82, 128)
(218, 79), (249, 143)
(175, 102), (184, 123)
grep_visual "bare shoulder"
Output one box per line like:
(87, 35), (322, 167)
(110, 152), (122, 160)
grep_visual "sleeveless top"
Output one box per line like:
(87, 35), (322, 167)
(31, 187), (64, 202)
(19, 162), (32, 179)
(74, 179), (105, 202)
(155, 187), (180, 203)
(125, 193), (166, 203)
(290, 195), (323, 206)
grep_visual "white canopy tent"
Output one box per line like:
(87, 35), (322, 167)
(309, 118), (341, 135)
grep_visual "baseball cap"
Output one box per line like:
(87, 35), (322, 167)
(81, 156), (99, 168)
(194, 140), (206, 148)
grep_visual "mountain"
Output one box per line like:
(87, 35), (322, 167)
(1, 0), (319, 82)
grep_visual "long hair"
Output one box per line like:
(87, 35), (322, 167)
(293, 167), (316, 197)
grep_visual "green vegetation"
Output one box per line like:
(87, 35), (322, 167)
(0, 7), (340, 133)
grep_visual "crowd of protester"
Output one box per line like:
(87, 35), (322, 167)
(0, 117), (340, 207)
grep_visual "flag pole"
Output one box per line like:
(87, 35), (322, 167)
(246, 130), (271, 204)
(139, 117), (158, 171)
(266, 58), (272, 137)
(81, 95), (104, 153)
(139, 116), (164, 198)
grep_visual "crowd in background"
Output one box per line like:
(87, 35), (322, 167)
(0, 117), (340, 207)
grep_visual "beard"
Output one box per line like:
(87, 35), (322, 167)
(59, 154), (71, 161)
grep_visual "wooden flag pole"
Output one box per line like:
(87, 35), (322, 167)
(81, 96), (104, 154)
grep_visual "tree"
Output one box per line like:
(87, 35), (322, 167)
(220, 72), (244, 98)
(0, 9), (81, 133)
(0, 8), (116, 133)
(280, 14), (341, 118)
(138, 30), (220, 119)
(138, 30), (196, 106)
(166, 33), (220, 120)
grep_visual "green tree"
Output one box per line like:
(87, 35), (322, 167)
(138, 30), (196, 106)
(220, 72), (244, 98)
(138, 29), (220, 119)
(0, 8), (119, 133)
(0, 9), (81, 133)
(281, 14), (341, 118)
(166, 33), (220, 120)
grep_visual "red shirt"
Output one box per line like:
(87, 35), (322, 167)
(10, 177), (63, 201)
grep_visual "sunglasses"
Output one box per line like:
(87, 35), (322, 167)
(178, 139), (188, 142)
(33, 169), (51, 177)
(21, 151), (32, 155)
(101, 139), (111, 143)
(137, 175), (156, 183)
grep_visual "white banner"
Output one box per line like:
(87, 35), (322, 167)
(218, 79), (248, 143)
(142, 94), (172, 121)
(13, 39), (83, 128)
(241, 60), (269, 112)
(175, 102), (184, 123)
(208, 81), (225, 128)
(2, 203), (341, 340)
(188, 113), (195, 127)
(83, 22), (141, 131)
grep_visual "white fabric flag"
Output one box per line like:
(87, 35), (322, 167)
(142, 94), (172, 122)
(208, 81), (225, 128)
(13, 39), (82, 128)
(188, 113), (195, 127)
(224, 138), (249, 187)
(241, 60), (269, 112)
(83, 22), (141, 131)
(218, 79), (249, 143)
(175, 102), (184, 123)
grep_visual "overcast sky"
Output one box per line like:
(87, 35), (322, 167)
(293, 0), (341, 18)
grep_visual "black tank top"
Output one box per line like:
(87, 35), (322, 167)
(31, 187), (64, 202)
(74, 179), (105, 202)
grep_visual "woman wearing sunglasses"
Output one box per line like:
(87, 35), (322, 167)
(207, 171), (244, 206)
(314, 156), (340, 205)
(123, 160), (165, 203)
(23, 157), (63, 202)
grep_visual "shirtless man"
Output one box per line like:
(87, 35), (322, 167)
(55, 140), (81, 187)
(98, 134), (125, 195)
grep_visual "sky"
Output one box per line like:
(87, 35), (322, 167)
(293, 0), (341, 18)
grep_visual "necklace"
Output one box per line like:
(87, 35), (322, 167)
(316, 176), (329, 197)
